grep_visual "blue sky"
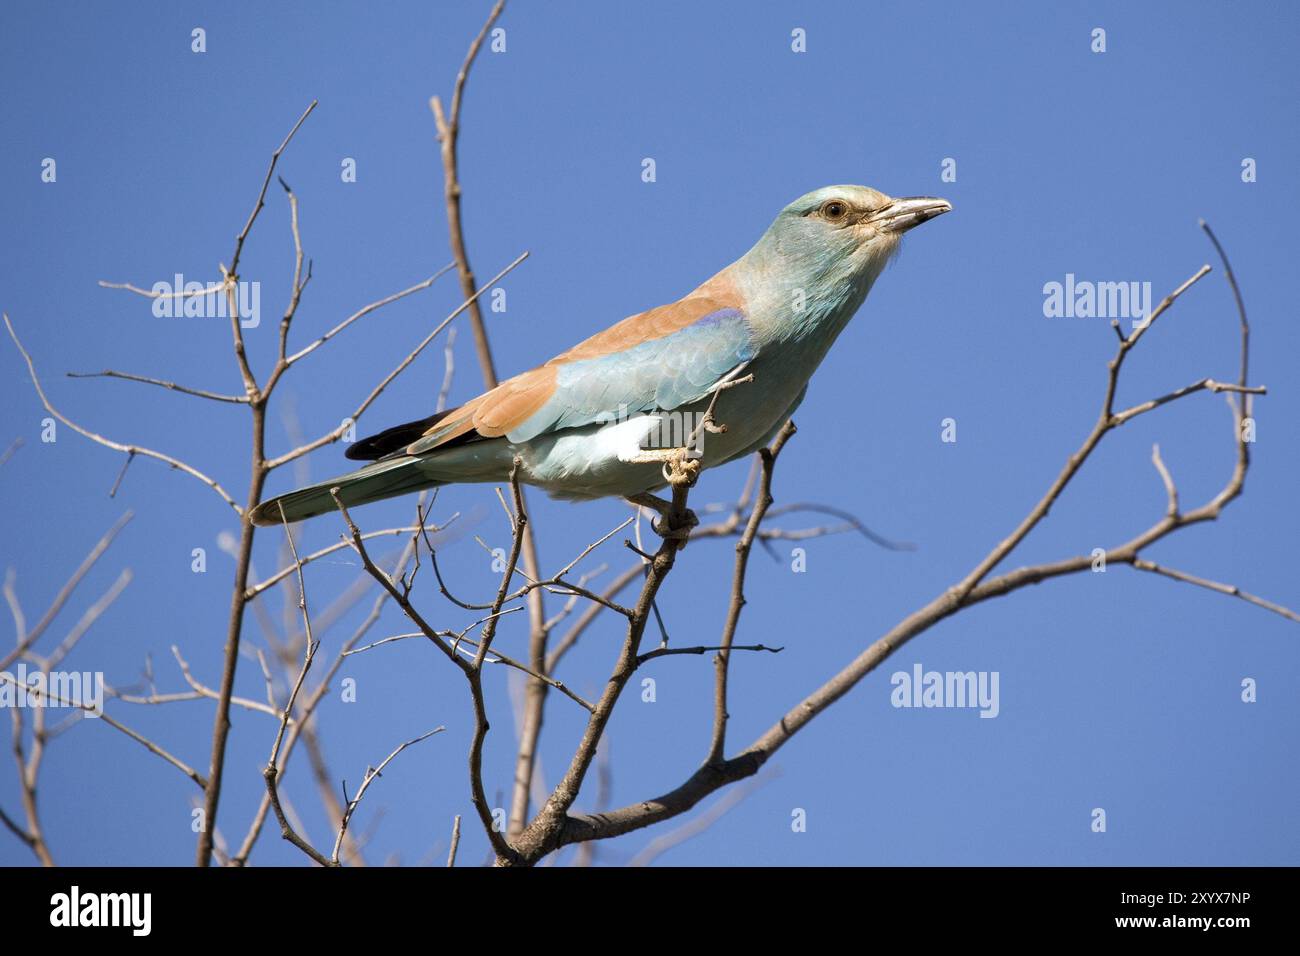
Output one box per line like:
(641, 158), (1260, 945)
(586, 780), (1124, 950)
(1, 0), (1297, 866)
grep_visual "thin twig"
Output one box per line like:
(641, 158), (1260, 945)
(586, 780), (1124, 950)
(447, 815), (462, 867)
(264, 252), (528, 468)
(66, 369), (248, 403)
(283, 264), (455, 365)
(708, 421), (796, 765)
(0, 511), (133, 673)
(331, 728), (445, 864)
(5, 315), (241, 514)
(1129, 560), (1300, 624)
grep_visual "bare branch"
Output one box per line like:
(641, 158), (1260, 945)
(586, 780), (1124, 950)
(331, 727), (444, 864)
(244, 519), (456, 599)
(638, 643), (783, 667)
(708, 420), (796, 764)
(5, 315), (242, 514)
(1129, 559), (1300, 624)
(447, 815), (462, 867)
(430, 0), (507, 386)
(45, 568), (132, 670)
(545, 562), (645, 673)
(1150, 444), (1179, 518)
(437, 327), (459, 413)
(1111, 378), (1264, 427)
(98, 279), (225, 299)
(0, 437), (22, 468)
(262, 505), (332, 866)
(0, 511), (133, 673)
(66, 369), (248, 404)
(231, 101), (318, 280)
(233, 530), (424, 865)
(1, 673), (207, 789)
(1200, 219), (1250, 412)
(264, 251), (528, 468)
(166, 646), (281, 720)
(627, 771), (774, 867)
(283, 264), (455, 366)
(948, 264), (1212, 605)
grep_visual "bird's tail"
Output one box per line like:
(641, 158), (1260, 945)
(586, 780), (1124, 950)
(250, 456), (442, 526)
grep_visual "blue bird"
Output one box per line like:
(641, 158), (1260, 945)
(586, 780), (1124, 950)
(251, 185), (950, 527)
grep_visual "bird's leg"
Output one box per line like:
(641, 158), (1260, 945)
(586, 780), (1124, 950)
(625, 490), (673, 516)
(625, 491), (698, 541)
(627, 452), (704, 649)
(627, 448), (704, 543)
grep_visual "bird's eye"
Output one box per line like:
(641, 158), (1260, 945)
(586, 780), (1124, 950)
(820, 199), (850, 221)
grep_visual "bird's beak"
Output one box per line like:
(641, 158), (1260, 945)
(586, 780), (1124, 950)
(869, 197), (952, 233)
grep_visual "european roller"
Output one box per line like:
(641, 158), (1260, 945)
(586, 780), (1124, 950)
(251, 185), (950, 527)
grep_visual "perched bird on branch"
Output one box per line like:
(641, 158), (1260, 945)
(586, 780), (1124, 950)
(251, 185), (950, 527)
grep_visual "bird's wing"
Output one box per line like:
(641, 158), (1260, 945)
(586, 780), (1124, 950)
(361, 282), (755, 460)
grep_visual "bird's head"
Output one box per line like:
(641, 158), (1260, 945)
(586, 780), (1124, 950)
(769, 184), (951, 275)
(735, 184), (951, 340)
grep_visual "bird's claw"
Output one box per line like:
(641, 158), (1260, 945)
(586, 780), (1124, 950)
(651, 507), (699, 541)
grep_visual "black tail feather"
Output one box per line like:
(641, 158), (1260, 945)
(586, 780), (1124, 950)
(346, 407), (459, 461)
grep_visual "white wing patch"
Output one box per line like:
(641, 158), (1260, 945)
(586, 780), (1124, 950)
(589, 413), (670, 463)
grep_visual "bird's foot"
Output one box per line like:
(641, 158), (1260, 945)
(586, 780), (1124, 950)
(626, 492), (699, 543)
(625, 447), (703, 489)
(652, 508), (699, 541)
